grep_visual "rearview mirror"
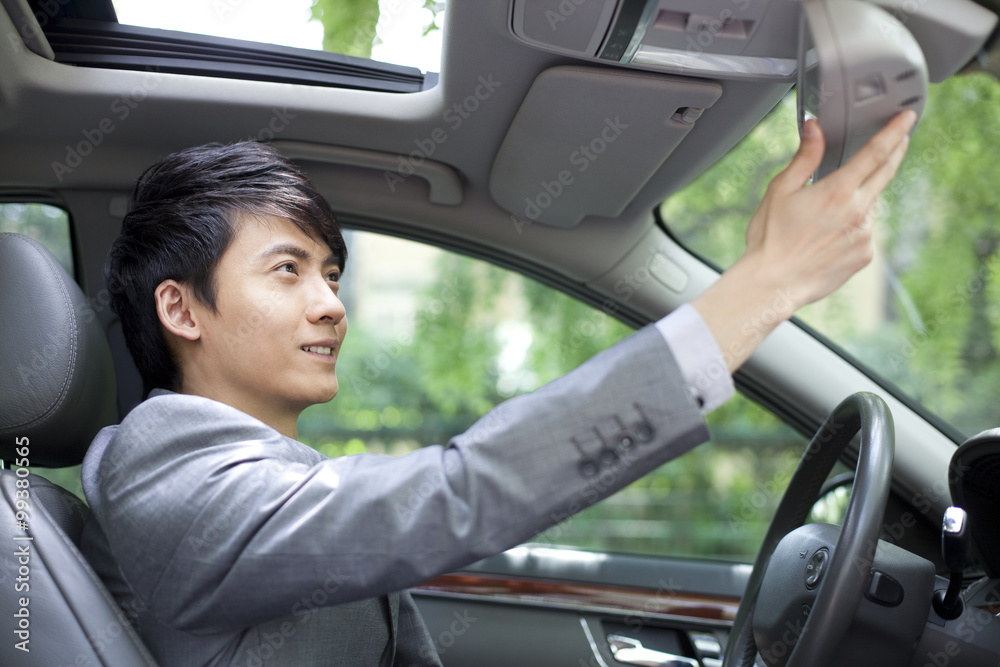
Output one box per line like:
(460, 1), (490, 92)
(797, 0), (928, 180)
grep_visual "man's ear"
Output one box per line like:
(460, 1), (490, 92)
(154, 279), (202, 342)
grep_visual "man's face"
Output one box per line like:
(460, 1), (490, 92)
(183, 215), (347, 419)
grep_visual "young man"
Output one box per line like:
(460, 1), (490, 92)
(80, 111), (916, 666)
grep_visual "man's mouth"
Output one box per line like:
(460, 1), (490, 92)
(301, 345), (334, 357)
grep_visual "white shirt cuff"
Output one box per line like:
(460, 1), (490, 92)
(654, 304), (734, 414)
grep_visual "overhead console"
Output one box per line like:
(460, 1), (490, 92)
(509, 0), (997, 82)
(512, 0), (803, 81)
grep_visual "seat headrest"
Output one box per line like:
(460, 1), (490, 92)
(0, 233), (116, 467)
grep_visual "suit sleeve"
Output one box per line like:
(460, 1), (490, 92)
(86, 325), (708, 634)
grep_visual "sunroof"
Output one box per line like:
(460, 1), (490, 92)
(110, 0), (444, 73)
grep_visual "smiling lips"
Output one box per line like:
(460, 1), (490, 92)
(301, 345), (335, 357)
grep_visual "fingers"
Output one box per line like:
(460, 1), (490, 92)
(769, 118), (825, 195)
(837, 110), (916, 187)
(858, 132), (909, 204)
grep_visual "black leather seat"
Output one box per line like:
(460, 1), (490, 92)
(0, 232), (158, 665)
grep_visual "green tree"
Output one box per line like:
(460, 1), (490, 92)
(880, 74), (1000, 431)
(310, 0), (443, 59)
(310, 0), (381, 57)
(664, 74), (1000, 436)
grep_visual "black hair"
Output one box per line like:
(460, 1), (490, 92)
(106, 141), (346, 396)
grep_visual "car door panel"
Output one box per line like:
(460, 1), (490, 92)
(413, 546), (747, 666)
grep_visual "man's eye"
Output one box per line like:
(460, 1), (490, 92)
(278, 263), (297, 274)
(327, 272), (341, 282)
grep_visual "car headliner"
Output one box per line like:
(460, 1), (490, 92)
(2, 0), (995, 517)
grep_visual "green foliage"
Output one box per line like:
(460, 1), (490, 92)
(879, 74), (1000, 432)
(663, 94), (799, 268)
(299, 251), (510, 448)
(663, 75), (1000, 437)
(413, 253), (505, 418)
(310, 0), (443, 58)
(0, 204), (73, 274)
(310, 0), (380, 58)
(521, 279), (633, 385)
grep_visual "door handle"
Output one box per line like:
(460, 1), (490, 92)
(606, 634), (700, 667)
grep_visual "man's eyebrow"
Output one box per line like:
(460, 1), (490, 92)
(256, 243), (340, 267)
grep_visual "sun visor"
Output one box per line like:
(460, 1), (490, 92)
(489, 66), (721, 228)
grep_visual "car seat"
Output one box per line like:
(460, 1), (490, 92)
(0, 232), (158, 665)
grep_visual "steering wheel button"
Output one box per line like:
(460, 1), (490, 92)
(805, 548), (829, 588)
(866, 570), (904, 607)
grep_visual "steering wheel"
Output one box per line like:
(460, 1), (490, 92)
(722, 392), (894, 667)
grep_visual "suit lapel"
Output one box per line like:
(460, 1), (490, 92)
(379, 592), (399, 666)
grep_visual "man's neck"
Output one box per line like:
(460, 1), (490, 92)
(176, 380), (300, 439)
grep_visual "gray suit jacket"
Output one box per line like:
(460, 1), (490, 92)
(80, 325), (709, 666)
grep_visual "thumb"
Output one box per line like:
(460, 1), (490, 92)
(771, 119), (825, 194)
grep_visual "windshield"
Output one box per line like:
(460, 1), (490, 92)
(663, 73), (1000, 438)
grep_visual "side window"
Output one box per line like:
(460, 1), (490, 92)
(0, 203), (74, 275)
(299, 231), (807, 562)
(299, 230), (633, 454)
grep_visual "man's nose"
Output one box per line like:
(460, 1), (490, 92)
(305, 276), (346, 323)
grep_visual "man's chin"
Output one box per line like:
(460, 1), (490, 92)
(284, 378), (340, 414)
(307, 382), (340, 406)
